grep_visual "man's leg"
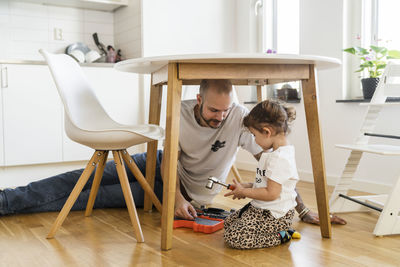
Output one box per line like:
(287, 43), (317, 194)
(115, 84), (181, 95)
(0, 151), (163, 215)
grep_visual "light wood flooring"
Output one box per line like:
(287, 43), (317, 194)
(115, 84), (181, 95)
(0, 170), (399, 267)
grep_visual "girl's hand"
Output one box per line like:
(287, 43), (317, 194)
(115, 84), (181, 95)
(224, 178), (247, 200)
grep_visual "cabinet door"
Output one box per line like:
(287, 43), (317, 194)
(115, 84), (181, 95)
(2, 64), (63, 166)
(0, 65), (4, 166)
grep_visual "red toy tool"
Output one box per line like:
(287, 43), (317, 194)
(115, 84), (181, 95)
(173, 207), (234, 234)
(173, 216), (224, 234)
(205, 176), (235, 190)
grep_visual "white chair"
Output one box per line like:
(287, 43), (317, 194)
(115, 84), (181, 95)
(40, 49), (164, 242)
(330, 60), (400, 236)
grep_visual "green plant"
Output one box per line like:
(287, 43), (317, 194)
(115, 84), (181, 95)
(344, 45), (400, 78)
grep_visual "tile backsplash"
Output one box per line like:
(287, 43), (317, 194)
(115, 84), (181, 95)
(114, 0), (141, 60)
(0, 1), (114, 60)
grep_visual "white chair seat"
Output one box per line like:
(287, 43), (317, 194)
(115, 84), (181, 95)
(65, 115), (164, 150)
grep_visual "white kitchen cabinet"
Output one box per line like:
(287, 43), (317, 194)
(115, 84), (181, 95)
(1, 64), (63, 166)
(0, 65), (5, 166)
(0, 62), (144, 166)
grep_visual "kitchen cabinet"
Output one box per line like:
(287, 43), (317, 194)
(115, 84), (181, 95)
(0, 65), (4, 166)
(0, 64), (63, 166)
(0, 62), (143, 166)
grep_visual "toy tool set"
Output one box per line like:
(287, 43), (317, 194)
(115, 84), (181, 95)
(173, 207), (234, 234)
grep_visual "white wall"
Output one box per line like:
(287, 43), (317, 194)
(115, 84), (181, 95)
(141, 0), (236, 57)
(0, 1), (114, 60)
(138, 0), (239, 130)
(113, 0), (141, 59)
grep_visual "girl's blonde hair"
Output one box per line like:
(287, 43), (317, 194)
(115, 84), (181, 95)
(243, 99), (296, 134)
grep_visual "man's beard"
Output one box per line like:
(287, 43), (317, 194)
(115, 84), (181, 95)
(199, 103), (223, 129)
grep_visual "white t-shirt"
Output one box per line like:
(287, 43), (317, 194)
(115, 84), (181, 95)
(251, 145), (299, 218)
(178, 100), (262, 205)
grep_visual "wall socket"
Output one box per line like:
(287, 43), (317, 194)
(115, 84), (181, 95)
(54, 28), (63, 41)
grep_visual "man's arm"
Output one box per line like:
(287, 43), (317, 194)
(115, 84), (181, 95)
(161, 151), (197, 220)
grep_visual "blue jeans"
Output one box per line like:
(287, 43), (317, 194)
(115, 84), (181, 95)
(0, 151), (163, 215)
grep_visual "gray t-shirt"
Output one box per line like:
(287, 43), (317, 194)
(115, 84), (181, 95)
(177, 100), (262, 205)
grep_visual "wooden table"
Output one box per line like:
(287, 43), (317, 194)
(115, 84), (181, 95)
(115, 53), (341, 250)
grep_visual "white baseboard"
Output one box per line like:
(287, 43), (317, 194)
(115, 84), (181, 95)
(0, 161), (88, 188)
(0, 146), (146, 189)
(235, 161), (391, 195)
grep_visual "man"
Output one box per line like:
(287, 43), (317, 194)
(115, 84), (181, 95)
(0, 79), (345, 225)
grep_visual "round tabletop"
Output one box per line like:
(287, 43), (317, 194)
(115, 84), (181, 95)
(114, 53), (341, 74)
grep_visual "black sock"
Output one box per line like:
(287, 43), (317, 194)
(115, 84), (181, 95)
(278, 230), (291, 244)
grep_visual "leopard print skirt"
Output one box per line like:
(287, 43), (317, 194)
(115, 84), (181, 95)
(224, 203), (294, 249)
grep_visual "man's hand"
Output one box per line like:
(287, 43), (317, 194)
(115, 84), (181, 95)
(301, 210), (347, 225)
(174, 195), (197, 220)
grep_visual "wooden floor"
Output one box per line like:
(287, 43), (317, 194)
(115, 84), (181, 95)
(0, 170), (399, 267)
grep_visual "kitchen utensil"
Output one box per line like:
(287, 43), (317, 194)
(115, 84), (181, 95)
(65, 42), (90, 55)
(85, 50), (101, 63)
(68, 49), (85, 63)
(92, 33), (107, 56)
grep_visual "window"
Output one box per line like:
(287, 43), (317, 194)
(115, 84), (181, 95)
(376, 0), (400, 49)
(262, 0), (300, 102)
(344, 0), (400, 98)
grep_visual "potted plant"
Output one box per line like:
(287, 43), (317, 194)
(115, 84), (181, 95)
(344, 45), (400, 99)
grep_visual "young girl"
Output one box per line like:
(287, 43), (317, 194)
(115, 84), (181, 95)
(224, 99), (298, 249)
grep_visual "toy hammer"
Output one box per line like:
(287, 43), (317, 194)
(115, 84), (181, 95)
(205, 176), (234, 190)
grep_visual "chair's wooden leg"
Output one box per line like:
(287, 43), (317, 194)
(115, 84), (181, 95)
(85, 150), (109, 216)
(230, 165), (243, 183)
(301, 65), (331, 238)
(121, 150), (162, 213)
(161, 63), (182, 250)
(112, 150), (144, 243)
(47, 150), (104, 239)
(145, 80), (163, 212)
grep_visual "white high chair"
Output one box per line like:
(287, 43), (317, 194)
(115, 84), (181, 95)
(40, 50), (164, 242)
(330, 60), (400, 236)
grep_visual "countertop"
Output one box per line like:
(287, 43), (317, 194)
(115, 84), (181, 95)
(0, 59), (114, 68)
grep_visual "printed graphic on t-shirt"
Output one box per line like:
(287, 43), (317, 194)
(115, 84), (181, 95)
(211, 140), (226, 152)
(255, 168), (265, 184)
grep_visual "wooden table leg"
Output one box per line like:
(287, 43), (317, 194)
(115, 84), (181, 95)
(161, 63), (182, 250)
(301, 65), (332, 238)
(256, 84), (265, 102)
(144, 78), (163, 212)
